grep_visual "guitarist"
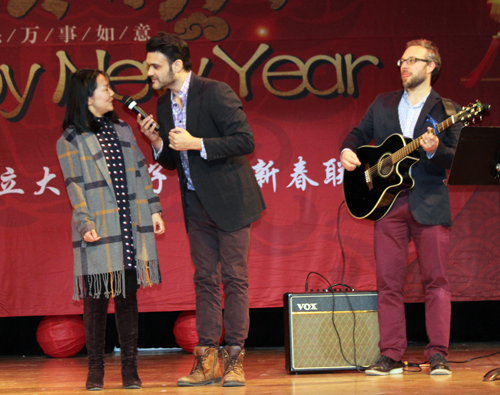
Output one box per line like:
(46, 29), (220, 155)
(340, 39), (461, 376)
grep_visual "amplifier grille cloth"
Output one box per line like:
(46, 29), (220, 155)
(291, 311), (379, 368)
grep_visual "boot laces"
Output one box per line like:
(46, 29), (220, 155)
(225, 353), (244, 375)
(190, 354), (206, 375)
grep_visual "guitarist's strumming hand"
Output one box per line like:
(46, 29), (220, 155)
(420, 126), (439, 154)
(341, 149), (361, 171)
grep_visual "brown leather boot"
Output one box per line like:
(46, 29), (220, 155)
(177, 346), (222, 386)
(222, 346), (246, 387)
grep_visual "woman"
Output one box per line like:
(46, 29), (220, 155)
(57, 69), (164, 391)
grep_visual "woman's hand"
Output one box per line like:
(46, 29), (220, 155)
(83, 229), (101, 242)
(152, 212), (165, 235)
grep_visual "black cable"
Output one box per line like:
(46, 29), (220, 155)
(300, 200), (367, 372)
(329, 201), (368, 371)
(329, 290), (367, 372)
(304, 271), (332, 293)
(403, 362), (423, 373)
(334, 201), (364, 370)
(448, 350), (500, 364)
(337, 201), (347, 286)
(406, 350), (500, 369)
(326, 283), (354, 292)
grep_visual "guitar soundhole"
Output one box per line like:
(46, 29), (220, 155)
(377, 153), (393, 178)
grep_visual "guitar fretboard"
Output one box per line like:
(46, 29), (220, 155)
(366, 111), (465, 180)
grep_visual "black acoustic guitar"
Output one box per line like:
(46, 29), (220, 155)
(343, 101), (490, 221)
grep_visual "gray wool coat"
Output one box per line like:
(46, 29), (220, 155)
(57, 120), (162, 300)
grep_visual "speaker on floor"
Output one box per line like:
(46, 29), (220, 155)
(283, 291), (380, 373)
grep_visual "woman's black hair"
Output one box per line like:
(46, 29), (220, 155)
(62, 69), (119, 133)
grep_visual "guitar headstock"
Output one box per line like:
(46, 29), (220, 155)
(457, 100), (491, 126)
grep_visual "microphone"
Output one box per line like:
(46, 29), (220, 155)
(121, 96), (160, 131)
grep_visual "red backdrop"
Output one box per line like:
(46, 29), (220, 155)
(1, 0), (499, 317)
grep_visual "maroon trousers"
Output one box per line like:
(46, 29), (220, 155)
(374, 193), (451, 361)
(186, 190), (251, 348)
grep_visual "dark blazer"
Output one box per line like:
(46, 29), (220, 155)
(155, 73), (266, 232)
(341, 89), (461, 226)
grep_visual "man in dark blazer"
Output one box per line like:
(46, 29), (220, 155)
(138, 33), (265, 387)
(341, 39), (461, 376)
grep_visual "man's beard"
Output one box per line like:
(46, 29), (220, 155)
(154, 69), (175, 90)
(402, 71), (426, 90)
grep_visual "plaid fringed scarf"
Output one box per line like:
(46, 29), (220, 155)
(57, 120), (162, 300)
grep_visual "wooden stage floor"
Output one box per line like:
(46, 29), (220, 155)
(2, 344), (500, 394)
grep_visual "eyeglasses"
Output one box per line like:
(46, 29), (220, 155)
(397, 57), (431, 67)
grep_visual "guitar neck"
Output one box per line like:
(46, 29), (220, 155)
(375, 101), (486, 171)
(391, 138), (420, 164)
(437, 115), (457, 134)
(391, 116), (455, 164)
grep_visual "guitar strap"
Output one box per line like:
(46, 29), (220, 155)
(441, 97), (457, 116)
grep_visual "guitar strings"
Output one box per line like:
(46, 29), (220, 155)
(362, 103), (479, 180)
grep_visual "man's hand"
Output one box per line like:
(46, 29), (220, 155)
(168, 127), (202, 151)
(341, 149), (362, 171)
(420, 127), (439, 153)
(138, 114), (162, 152)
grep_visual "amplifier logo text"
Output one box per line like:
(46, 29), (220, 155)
(296, 303), (318, 311)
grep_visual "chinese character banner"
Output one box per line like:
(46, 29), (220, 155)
(1, 0), (499, 316)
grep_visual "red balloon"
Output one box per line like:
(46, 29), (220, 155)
(36, 315), (86, 358)
(173, 311), (224, 353)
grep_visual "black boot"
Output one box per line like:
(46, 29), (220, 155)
(114, 294), (142, 389)
(83, 297), (109, 391)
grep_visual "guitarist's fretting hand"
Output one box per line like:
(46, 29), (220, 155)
(420, 126), (439, 154)
(341, 149), (361, 171)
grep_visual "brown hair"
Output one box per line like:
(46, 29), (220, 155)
(406, 39), (441, 82)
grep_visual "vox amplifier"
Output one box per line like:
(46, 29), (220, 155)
(284, 292), (380, 372)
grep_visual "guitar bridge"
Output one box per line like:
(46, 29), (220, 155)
(364, 164), (373, 191)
